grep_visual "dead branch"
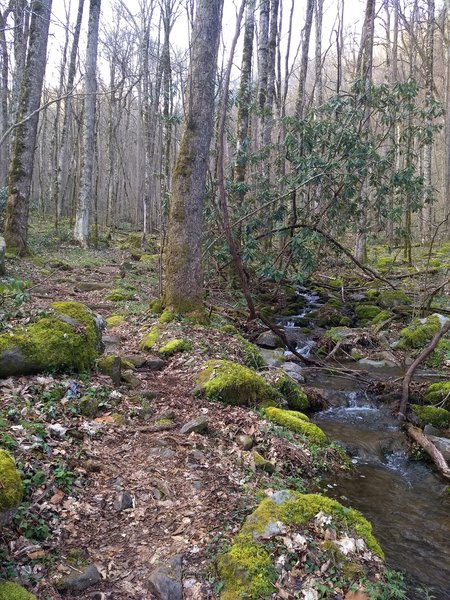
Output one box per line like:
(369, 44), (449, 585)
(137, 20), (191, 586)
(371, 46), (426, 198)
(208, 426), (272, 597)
(405, 424), (450, 482)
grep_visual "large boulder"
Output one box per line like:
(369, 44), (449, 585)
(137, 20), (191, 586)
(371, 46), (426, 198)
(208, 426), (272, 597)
(0, 301), (102, 378)
(0, 449), (23, 524)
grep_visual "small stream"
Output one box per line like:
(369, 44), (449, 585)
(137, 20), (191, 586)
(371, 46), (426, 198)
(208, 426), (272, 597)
(275, 291), (450, 599)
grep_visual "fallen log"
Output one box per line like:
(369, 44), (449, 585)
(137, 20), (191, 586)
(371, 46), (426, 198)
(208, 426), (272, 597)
(405, 424), (450, 482)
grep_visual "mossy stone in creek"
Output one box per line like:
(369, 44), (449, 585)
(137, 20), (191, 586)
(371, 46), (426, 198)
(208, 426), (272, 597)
(411, 404), (450, 428)
(398, 315), (441, 349)
(217, 490), (383, 599)
(195, 360), (278, 406)
(0, 300), (100, 377)
(274, 373), (308, 410)
(0, 582), (37, 600)
(424, 381), (450, 408)
(0, 450), (23, 517)
(264, 407), (326, 444)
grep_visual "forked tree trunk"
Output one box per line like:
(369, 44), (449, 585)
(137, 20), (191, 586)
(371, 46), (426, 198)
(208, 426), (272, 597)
(74, 0), (101, 247)
(164, 0), (223, 314)
(4, 0), (53, 255)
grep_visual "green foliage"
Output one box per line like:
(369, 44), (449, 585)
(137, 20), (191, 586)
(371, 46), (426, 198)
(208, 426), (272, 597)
(424, 381), (450, 408)
(355, 304), (382, 322)
(0, 450), (23, 513)
(398, 316), (441, 349)
(158, 338), (192, 357)
(273, 374), (309, 410)
(425, 338), (450, 369)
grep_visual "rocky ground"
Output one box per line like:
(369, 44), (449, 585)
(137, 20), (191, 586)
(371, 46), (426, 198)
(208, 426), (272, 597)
(0, 229), (449, 600)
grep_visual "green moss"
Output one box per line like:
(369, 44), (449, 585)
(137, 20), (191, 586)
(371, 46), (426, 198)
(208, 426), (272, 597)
(0, 582), (37, 600)
(106, 315), (125, 328)
(355, 304), (382, 322)
(425, 339), (450, 369)
(158, 338), (192, 357)
(0, 301), (99, 375)
(195, 360), (276, 406)
(139, 326), (161, 352)
(374, 256), (394, 270)
(140, 253), (159, 263)
(0, 450), (23, 513)
(97, 355), (134, 375)
(379, 289), (410, 307)
(218, 491), (383, 599)
(264, 407), (326, 444)
(105, 288), (136, 302)
(424, 381), (450, 407)
(155, 417), (173, 426)
(274, 374), (308, 410)
(371, 310), (393, 325)
(220, 324), (240, 335)
(253, 451), (275, 474)
(159, 309), (176, 324)
(411, 404), (450, 428)
(239, 338), (265, 370)
(324, 327), (352, 343)
(339, 316), (352, 326)
(149, 299), (164, 314)
(398, 316), (441, 349)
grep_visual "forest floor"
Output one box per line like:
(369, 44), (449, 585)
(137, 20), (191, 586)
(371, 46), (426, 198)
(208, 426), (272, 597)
(1, 224), (449, 600)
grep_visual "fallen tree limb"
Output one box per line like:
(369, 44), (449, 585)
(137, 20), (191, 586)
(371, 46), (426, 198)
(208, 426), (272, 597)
(399, 320), (450, 419)
(405, 424), (450, 482)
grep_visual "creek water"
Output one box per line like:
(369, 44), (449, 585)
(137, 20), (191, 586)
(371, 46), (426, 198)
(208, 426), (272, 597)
(276, 291), (450, 599)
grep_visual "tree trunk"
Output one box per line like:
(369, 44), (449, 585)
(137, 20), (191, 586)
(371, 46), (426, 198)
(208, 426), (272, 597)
(164, 0), (223, 314)
(424, 0), (435, 240)
(74, 0), (101, 247)
(4, 0), (53, 255)
(295, 0), (314, 121)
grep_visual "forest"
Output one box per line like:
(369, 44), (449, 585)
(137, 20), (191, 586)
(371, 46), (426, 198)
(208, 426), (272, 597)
(0, 0), (450, 599)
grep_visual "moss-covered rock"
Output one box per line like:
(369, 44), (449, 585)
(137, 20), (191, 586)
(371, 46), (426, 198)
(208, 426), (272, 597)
(0, 301), (100, 377)
(0, 450), (22, 516)
(0, 582), (37, 600)
(424, 381), (450, 408)
(106, 314), (125, 328)
(218, 490), (383, 599)
(97, 354), (134, 374)
(149, 299), (164, 314)
(159, 309), (177, 324)
(195, 360), (276, 406)
(398, 315), (441, 349)
(274, 373), (308, 411)
(264, 407), (326, 443)
(105, 288), (137, 302)
(411, 404), (450, 428)
(355, 304), (382, 323)
(379, 289), (410, 308)
(324, 327), (353, 343)
(139, 326), (161, 352)
(425, 339), (450, 369)
(371, 310), (394, 325)
(316, 305), (342, 328)
(158, 338), (192, 357)
(252, 451), (275, 474)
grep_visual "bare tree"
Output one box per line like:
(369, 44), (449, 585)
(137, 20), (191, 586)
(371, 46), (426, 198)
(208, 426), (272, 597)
(4, 0), (53, 255)
(165, 0), (223, 314)
(74, 0), (101, 247)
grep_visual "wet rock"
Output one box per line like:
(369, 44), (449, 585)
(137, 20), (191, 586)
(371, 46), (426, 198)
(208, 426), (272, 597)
(358, 358), (397, 369)
(148, 555), (182, 600)
(114, 491), (134, 511)
(259, 348), (285, 368)
(180, 416), (208, 435)
(426, 435), (450, 461)
(236, 434), (254, 450)
(423, 424), (442, 437)
(58, 564), (102, 592)
(256, 330), (283, 349)
(281, 361), (305, 383)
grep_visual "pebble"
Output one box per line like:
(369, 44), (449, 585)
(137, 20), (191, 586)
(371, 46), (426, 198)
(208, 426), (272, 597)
(148, 555), (183, 600)
(180, 416), (208, 435)
(114, 491), (134, 511)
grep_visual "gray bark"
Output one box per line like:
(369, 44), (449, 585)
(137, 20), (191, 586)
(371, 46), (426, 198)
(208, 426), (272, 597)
(74, 0), (101, 247)
(165, 0), (223, 313)
(4, 0), (53, 255)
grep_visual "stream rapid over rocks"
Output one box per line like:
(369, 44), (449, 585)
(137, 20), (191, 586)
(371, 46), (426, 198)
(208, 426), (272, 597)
(273, 290), (450, 600)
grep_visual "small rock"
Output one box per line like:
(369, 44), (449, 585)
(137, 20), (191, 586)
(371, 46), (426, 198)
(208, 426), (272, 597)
(59, 564), (102, 592)
(148, 555), (182, 600)
(423, 424), (442, 437)
(253, 451), (275, 474)
(102, 335), (120, 353)
(282, 361), (305, 382)
(121, 370), (140, 389)
(114, 491), (134, 511)
(122, 354), (147, 367)
(256, 330), (284, 349)
(180, 416), (208, 435)
(236, 434), (254, 450)
(48, 423), (68, 439)
(146, 358), (167, 371)
(75, 282), (111, 291)
(259, 349), (285, 368)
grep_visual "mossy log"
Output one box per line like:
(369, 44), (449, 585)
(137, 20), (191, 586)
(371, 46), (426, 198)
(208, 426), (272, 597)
(0, 301), (102, 378)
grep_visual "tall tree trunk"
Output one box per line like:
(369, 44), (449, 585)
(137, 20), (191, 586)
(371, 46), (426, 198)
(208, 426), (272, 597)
(295, 0), (314, 120)
(4, 0), (53, 255)
(424, 0), (435, 240)
(0, 5), (12, 187)
(165, 0), (223, 314)
(57, 0), (84, 220)
(74, 0), (101, 247)
(445, 1), (450, 237)
(314, 0), (324, 107)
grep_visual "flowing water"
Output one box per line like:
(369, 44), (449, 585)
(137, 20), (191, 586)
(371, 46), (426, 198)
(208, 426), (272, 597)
(276, 290), (450, 599)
